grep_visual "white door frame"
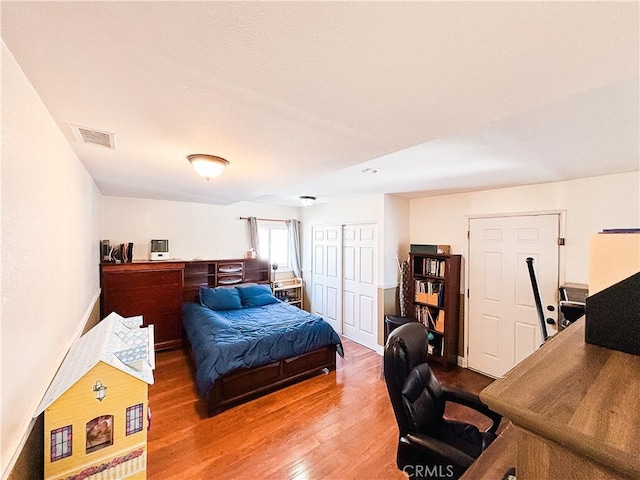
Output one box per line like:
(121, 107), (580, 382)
(462, 210), (566, 369)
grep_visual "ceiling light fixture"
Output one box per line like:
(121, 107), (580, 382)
(362, 168), (379, 174)
(299, 196), (316, 207)
(187, 154), (229, 180)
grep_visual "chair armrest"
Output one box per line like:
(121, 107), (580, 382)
(442, 386), (502, 434)
(405, 433), (476, 470)
(559, 300), (585, 308)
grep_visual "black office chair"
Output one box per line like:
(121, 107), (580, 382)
(383, 322), (502, 479)
(559, 285), (586, 326)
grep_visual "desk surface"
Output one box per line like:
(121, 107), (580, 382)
(480, 318), (640, 478)
(459, 424), (517, 480)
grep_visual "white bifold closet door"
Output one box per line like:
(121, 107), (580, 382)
(342, 224), (377, 348)
(312, 224), (378, 350)
(311, 225), (343, 334)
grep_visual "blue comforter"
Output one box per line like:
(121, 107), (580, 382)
(183, 301), (344, 397)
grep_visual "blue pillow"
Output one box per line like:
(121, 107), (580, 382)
(199, 286), (242, 311)
(238, 284), (279, 307)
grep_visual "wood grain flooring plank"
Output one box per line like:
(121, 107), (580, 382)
(148, 336), (494, 480)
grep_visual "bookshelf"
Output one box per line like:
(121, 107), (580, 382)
(410, 252), (461, 369)
(272, 277), (303, 308)
(182, 258), (270, 301)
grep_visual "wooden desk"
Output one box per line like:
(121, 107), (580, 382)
(480, 318), (640, 479)
(460, 424), (517, 480)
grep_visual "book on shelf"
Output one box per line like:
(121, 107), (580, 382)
(414, 280), (445, 307)
(426, 308), (436, 330)
(414, 304), (442, 331)
(434, 310), (445, 332)
(419, 257), (447, 276)
(415, 305), (437, 330)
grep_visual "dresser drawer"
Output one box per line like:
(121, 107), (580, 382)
(101, 267), (183, 351)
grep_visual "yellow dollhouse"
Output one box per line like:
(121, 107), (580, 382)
(34, 312), (155, 480)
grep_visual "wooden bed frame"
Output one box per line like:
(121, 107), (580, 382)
(185, 336), (337, 416)
(182, 277), (339, 416)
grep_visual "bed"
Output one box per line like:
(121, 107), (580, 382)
(183, 284), (343, 416)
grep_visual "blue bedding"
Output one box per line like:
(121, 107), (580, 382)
(183, 301), (344, 397)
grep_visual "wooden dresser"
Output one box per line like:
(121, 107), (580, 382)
(101, 258), (269, 350)
(479, 318), (640, 479)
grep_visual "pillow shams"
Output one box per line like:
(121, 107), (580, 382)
(238, 284), (280, 307)
(199, 286), (243, 311)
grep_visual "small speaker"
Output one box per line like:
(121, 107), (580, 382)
(101, 240), (110, 262)
(150, 239), (169, 261)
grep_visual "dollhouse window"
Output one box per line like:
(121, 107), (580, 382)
(50, 426), (72, 462)
(126, 403), (144, 435)
(86, 415), (113, 454)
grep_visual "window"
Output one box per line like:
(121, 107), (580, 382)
(51, 425), (72, 462)
(126, 404), (144, 435)
(258, 222), (289, 269)
(86, 415), (113, 454)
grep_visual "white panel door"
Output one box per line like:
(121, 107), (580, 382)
(311, 225), (342, 333)
(342, 224), (377, 349)
(468, 215), (559, 377)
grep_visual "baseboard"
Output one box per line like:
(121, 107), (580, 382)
(80, 288), (102, 335)
(3, 289), (101, 480)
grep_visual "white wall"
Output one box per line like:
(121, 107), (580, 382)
(410, 171), (640, 285)
(101, 196), (300, 261)
(1, 42), (102, 478)
(383, 195), (410, 288)
(300, 194), (385, 285)
(299, 194), (410, 290)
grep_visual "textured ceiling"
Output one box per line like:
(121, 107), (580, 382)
(2, 1), (638, 206)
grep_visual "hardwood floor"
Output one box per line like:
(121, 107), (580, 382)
(147, 337), (495, 480)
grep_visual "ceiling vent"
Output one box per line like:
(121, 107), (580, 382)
(69, 124), (117, 149)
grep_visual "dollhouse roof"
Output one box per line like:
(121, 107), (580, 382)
(34, 312), (155, 416)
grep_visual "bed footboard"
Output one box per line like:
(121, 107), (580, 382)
(198, 344), (337, 417)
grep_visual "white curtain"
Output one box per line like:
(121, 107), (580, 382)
(287, 219), (302, 278)
(248, 216), (260, 257)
